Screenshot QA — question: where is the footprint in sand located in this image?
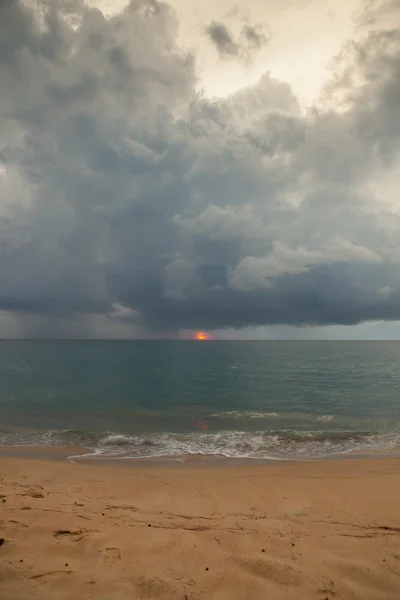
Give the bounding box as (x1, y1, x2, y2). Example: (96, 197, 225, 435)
(101, 547, 121, 566)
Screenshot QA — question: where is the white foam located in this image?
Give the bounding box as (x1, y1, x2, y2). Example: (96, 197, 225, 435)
(209, 411, 280, 419)
(65, 429, 400, 462)
(3, 426, 400, 463)
(316, 415, 335, 423)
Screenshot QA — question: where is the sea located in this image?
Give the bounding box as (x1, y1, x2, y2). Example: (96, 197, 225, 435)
(1, 340, 400, 462)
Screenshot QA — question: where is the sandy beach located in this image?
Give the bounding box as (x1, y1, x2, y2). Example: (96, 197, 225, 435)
(1, 455, 400, 599)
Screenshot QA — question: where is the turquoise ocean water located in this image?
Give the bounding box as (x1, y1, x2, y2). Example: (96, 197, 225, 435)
(1, 340, 400, 461)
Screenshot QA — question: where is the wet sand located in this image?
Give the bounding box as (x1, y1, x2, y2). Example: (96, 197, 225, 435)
(1, 454, 400, 599)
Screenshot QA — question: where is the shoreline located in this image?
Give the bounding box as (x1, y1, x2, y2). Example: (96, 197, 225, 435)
(1, 443, 400, 466)
(1, 454, 400, 599)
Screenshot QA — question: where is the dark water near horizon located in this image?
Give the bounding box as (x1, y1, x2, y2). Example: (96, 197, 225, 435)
(1, 340, 400, 461)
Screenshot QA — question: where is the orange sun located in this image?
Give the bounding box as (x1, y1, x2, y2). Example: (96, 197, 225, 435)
(195, 331, 209, 341)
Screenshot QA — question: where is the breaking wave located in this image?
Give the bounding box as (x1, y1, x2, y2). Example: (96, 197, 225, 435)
(88, 429, 400, 460)
(2, 422, 400, 462)
(2, 427, 399, 462)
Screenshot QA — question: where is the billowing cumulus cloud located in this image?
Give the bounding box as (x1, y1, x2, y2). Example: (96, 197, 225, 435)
(1, 0, 400, 336)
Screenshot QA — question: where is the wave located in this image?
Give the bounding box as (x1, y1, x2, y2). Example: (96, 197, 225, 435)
(93, 430, 400, 460)
(209, 411, 280, 419)
(2, 428, 400, 461)
(316, 415, 335, 423)
(0, 428, 100, 447)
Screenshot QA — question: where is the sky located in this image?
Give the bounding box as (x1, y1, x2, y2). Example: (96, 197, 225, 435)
(0, 0, 400, 339)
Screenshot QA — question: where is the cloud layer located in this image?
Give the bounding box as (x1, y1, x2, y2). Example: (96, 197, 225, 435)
(1, 0, 400, 335)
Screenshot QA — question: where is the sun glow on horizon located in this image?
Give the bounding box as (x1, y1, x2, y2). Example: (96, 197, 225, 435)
(194, 331, 210, 340)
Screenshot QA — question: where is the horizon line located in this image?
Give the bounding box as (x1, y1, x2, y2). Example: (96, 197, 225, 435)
(0, 338, 397, 342)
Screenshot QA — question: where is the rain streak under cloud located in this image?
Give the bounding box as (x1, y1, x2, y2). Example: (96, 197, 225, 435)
(1, 0, 400, 338)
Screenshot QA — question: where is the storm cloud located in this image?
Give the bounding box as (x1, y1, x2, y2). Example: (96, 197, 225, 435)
(1, 0, 400, 336)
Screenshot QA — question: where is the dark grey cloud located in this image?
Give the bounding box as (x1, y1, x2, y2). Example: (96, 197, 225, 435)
(205, 21, 239, 57)
(205, 20, 269, 61)
(1, 0, 400, 336)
